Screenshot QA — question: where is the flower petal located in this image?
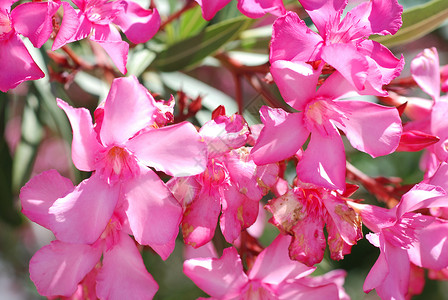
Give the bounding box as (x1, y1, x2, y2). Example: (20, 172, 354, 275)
(411, 48, 440, 101)
(251, 106, 308, 165)
(0, 34, 44, 92)
(20, 170, 74, 230)
(408, 217, 448, 270)
(123, 169, 182, 250)
(348, 0, 403, 36)
(127, 122, 207, 177)
(96, 233, 158, 300)
(182, 187, 221, 248)
(183, 247, 248, 298)
(29, 241, 102, 297)
(49, 173, 119, 244)
(270, 11, 323, 63)
(199, 114, 249, 158)
(321, 43, 369, 91)
(237, 0, 285, 18)
(297, 128, 346, 191)
(298, 0, 346, 37)
(57, 99, 103, 172)
(334, 100, 402, 158)
(195, 0, 231, 21)
(270, 60, 319, 111)
(249, 234, 315, 284)
(114, 2, 160, 44)
(11, 1, 59, 48)
(52, 2, 81, 50)
(100, 76, 157, 146)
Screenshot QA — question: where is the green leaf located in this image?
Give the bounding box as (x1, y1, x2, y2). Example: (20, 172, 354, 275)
(178, 5, 208, 40)
(12, 94, 44, 193)
(153, 16, 254, 72)
(372, 0, 448, 47)
(0, 94, 22, 226)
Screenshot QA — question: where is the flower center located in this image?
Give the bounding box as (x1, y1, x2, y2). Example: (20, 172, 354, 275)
(240, 281, 276, 300)
(383, 213, 430, 249)
(97, 146, 139, 184)
(85, 0, 124, 24)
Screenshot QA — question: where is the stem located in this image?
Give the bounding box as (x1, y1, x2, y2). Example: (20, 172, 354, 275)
(346, 162, 400, 208)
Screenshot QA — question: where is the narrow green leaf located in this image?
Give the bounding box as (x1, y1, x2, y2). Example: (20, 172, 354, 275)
(373, 0, 448, 47)
(153, 16, 254, 72)
(12, 94, 44, 193)
(0, 94, 22, 226)
(178, 5, 208, 40)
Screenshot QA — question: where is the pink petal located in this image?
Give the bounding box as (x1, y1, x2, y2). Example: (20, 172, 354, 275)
(348, 0, 403, 36)
(99, 76, 157, 146)
(0, 34, 44, 92)
(411, 48, 440, 101)
(321, 43, 369, 91)
(374, 239, 410, 300)
(96, 233, 158, 300)
(127, 122, 207, 176)
(183, 247, 248, 298)
(182, 187, 221, 248)
(323, 193, 362, 247)
(251, 106, 308, 165)
(408, 217, 448, 270)
(428, 162, 448, 191)
(92, 38, 129, 74)
(297, 269, 349, 300)
(114, 2, 160, 44)
(237, 0, 286, 18)
(363, 234, 388, 293)
(199, 114, 249, 158)
(249, 234, 315, 284)
(57, 99, 103, 172)
(123, 169, 182, 249)
(315, 71, 356, 100)
(358, 40, 405, 86)
(49, 173, 119, 244)
(220, 184, 259, 243)
(195, 0, 232, 21)
(334, 100, 402, 158)
(150, 239, 176, 261)
(11, 1, 59, 48)
(52, 2, 81, 50)
(20, 170, 74, 230)
(270, 11, 323, 63)
(298, 0, 347, 37)
(289, 215, 326, 266)
(270, 60, 319, 111)
(396, 130, 439, 152)
(167, 176, 202, 207)
(266, 190, 326, 266)
(224, 149, 262, 201)
(396, 183, 448, 217)
(184, 241, 218, 260)
(278, 282, 340, 300)
(297, 128, 346, 191)
(29, 241, 102, 297)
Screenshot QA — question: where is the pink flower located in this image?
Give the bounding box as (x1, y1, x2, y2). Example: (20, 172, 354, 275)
(21, 172, 158, 298)
(270, 0, 404, 95)
(168, 113, 278, 248)
(53, 0, 161, 73)
(195, 0, 285, 21)
(28, 76, 207, 252)
(0, 0, 59, 91)
(251, 62, 402, 190)
(266, 181, 362, 266)
(183, 234, 349, 299)
(350, 183, 448, 299)
(393, 48, 448, 176)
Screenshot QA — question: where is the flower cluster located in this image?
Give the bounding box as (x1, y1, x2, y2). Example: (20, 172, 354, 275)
(13, 0, 448, 299)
